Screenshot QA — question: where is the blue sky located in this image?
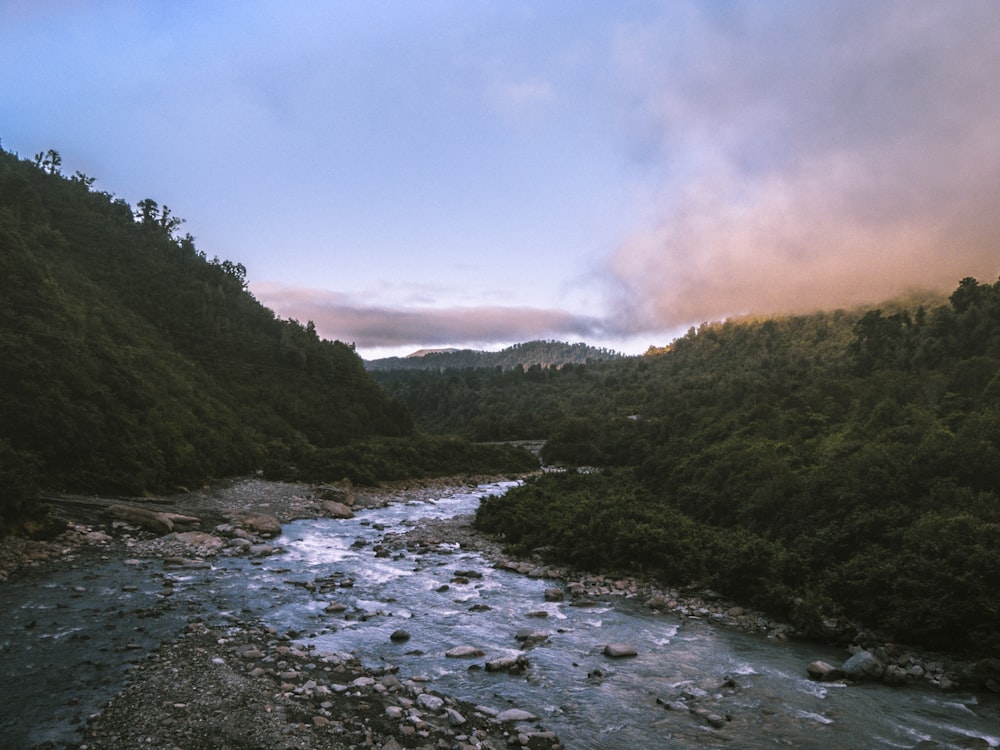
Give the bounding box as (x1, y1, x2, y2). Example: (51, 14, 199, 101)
(3, 1, 999, 358)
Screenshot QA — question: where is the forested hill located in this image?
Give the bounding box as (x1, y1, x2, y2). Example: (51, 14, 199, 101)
(366, 340, 622, 372)
(471, 281, 1000, 654)
(0, 146, 536, 527)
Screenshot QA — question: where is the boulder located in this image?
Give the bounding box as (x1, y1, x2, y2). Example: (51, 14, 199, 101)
(603, 643, 638, 658)
(445, 645, 485, 658)
(515, 629, 550, 646)
(389, 629, 411, 642)
(236, 513, 282, 538)
(841, 650, 884, 681)
(315, 482, 356, 507)
(416, 693, 444, 711)
(321, 500, 354, 519)
(485, 655, 530, 673)
(807, 660, 844, 682)
(496, 708, 537, 722)
(543, 587, 565, 602)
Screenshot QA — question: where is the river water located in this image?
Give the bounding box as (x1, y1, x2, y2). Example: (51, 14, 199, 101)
(1, 480, 998, 748)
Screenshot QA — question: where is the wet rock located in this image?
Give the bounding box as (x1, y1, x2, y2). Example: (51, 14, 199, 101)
(390, 629, 411, 642)
(485, 655, 530, 674)
(842, 650, 884, 681)
(235, 513, 282, 538)
(446, 646, 485, 658)
(603, 643, 638, 658)
(515, 629, 550, 647)
(543, 587, 564, 602)
(807, 660, 844, 681)
(321, 500, 354, 519)
(495, 708, 537, 722)
(417, 693, 444, 711)
(169, 531, 225, 553)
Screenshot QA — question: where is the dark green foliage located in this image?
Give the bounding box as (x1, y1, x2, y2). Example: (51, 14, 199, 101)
(475, 282, 1000, 654)
(0, 145, 533, 525)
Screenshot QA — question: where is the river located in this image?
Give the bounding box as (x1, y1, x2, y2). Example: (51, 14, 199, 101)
(1, 479, 998, 748)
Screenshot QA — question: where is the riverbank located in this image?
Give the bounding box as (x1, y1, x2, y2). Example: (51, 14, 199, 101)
(3, 475, 998, 749)
(4, 475, 563, 750)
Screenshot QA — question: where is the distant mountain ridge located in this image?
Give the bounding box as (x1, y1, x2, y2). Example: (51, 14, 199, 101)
(366, 340, 623, 372)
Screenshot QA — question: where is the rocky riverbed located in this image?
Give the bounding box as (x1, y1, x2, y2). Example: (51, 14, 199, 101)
(3, 475, 999, 749)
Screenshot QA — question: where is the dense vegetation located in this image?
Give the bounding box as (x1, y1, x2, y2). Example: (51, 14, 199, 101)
(367, 340, 621, 373)
(0, 146, 536, 528)
(473, 282, 1000, 655)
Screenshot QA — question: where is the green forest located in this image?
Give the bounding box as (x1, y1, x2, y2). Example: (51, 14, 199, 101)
(378, 284, 1000, 655)
(0, 146, 536, 528)
(4, 143, 999, 657)
(367, 340, 622, 373)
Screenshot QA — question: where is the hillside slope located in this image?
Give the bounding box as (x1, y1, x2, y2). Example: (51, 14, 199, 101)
(476, 282, 1000, 654)
(0, 147, 419, 519)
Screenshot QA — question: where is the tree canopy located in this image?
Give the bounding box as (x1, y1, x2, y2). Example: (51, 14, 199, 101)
(0, 145, 535, 526)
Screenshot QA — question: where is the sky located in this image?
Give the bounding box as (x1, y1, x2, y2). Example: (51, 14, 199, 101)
(3, 0, 1000, 359)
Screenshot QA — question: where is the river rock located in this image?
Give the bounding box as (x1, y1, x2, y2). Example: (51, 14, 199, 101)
(882, 664, 909, 686)
(543, 587, 564, 602)
(515, 629, 550, 646)
(445, 645, 485, 658)
(603, 643, 638, 658)
(496, 708, 537, 722)
(485, 655, 530, 673)
(235, 513, 281, 538)
(807, 660, 844, 681)
(416, 693, 444, 711)
(842, 650, 884, 680)
(389, 629, 411, 642)
(321, 500, 354, 519)
(169, 531, 225, 552)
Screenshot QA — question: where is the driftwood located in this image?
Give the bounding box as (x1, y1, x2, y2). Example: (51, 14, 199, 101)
(40, 493, 218, 535)
(106, 505, 175, 534)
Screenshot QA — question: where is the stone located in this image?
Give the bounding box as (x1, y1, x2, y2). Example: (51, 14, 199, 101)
(390, 629, 411, 642)
(321, 500, 354, 519)
(603, 643, 638, 658)
(445, 646, 485, 658)
(485, 655, 530, 673)
(495, 708, 537, 722)
(236, 513, 282, 538)
(170, 531, 225, 551)
(515, 629, 550, 645)
(841, 650, 884, 681)
(807, 660, 844, 681)
(543, 588, 564, 602)
(705, 713, 727, 728)
(882, 664, 909, 686)
(444, 707, 466, 726)
(417, 693, 444, 711)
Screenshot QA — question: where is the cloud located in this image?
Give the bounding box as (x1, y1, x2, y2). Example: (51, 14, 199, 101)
(251, 282, 606, 352)
(604, 1, 1000, 331)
